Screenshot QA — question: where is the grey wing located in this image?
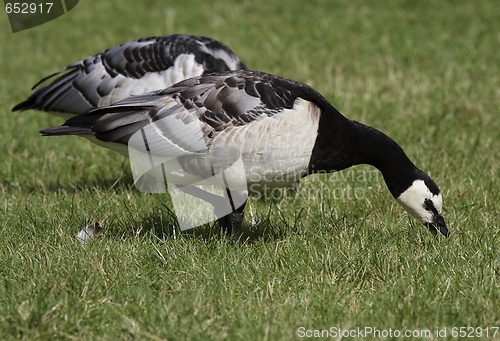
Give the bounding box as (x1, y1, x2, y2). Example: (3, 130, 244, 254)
(12, 34, 247, 116)
(171, 70, 308, 131)
(40, 70, 309, 143)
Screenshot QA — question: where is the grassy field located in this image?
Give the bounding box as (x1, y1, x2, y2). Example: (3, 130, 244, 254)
(1, 0, 499, 339)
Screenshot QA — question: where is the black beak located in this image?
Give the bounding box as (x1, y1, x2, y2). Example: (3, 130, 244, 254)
(425, 214, 449, 237)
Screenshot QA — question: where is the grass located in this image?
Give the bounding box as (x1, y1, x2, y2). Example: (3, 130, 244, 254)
(1, 0, 499, 339)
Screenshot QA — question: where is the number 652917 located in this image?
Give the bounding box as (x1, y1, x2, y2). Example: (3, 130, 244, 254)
(5, 2, 53, 14)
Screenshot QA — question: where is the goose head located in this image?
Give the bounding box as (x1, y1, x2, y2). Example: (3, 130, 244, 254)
(395, 179, 448, 237)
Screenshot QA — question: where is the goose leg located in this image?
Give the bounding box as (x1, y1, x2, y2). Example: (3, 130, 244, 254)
(175, 185, 247, 240)
(229, 203, 246, 243)
(225, 189, 248, 242)
(217, 214, 232, 236)
(216, 188, 247, 241)
(216, 198, 246, 242)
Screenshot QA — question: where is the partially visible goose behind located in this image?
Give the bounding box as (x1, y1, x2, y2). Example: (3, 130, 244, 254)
(40, 70, 449, 241)
(12, 34, 299, 202)
(12, 34, 247, 119)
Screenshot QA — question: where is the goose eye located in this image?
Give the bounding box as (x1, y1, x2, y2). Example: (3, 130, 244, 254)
(424, 198, 434, 210)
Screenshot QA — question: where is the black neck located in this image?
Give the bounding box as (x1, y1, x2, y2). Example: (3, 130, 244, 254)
(308, 108, 420, 198)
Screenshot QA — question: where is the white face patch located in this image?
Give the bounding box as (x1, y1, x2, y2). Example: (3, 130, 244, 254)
(396, 179, 442, 224)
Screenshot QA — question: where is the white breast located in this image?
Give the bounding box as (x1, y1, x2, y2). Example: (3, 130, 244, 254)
(211, 98, 321, 191)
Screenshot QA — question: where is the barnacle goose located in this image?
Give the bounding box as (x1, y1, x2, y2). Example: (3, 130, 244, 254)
(12, 34, 247, 119)
(39, 70, 448, 241)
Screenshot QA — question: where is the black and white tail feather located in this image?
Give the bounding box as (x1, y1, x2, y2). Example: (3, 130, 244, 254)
(40, 70, 449, 240)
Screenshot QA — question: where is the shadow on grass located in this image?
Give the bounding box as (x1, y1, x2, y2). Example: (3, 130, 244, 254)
(94, 201, 297, 245)
(17, 171, 366, 245)
(75, 191, 370, 246)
